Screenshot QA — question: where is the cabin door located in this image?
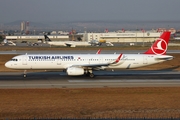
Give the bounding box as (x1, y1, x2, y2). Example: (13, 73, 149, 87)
(57, 59, 61, 65)
(99, 57, 103, 63)
(22, 55, 27, 65)
(143, 56, 148, 64)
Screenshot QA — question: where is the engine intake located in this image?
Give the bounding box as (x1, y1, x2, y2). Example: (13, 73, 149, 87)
(66, 67, 84, 76)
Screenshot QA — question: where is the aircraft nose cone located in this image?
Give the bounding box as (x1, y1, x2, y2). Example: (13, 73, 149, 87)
(5, 62, 11, 68)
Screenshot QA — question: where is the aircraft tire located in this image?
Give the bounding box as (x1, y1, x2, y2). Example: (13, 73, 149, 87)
(89, 73, 95, 78)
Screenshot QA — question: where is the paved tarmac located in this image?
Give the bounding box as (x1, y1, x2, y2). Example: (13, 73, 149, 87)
(0, 70, 180, 88)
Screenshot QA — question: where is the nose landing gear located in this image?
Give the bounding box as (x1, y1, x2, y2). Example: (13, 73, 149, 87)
(23, 70, 27, 78)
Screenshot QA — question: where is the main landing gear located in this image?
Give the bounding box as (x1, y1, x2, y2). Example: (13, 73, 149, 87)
(85, 70, 95, 78)
(89, 73, 95, 78)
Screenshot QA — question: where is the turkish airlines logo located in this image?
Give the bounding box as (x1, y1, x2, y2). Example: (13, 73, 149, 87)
(151, 38, 167, 55)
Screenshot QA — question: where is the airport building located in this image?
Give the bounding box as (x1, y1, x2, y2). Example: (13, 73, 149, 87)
(5, 31, 162, 43)
(84, 31, 161, 43)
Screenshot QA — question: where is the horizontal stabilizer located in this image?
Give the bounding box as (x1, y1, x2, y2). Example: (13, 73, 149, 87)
(155, 55, 173, 61)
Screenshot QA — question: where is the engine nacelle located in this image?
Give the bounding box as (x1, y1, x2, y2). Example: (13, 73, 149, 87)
(66, 67, 84, 76)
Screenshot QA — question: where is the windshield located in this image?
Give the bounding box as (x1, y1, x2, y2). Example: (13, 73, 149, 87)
(10, 58, 18, 61)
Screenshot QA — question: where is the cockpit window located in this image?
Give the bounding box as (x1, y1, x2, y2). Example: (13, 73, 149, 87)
(10, 59, 18, 61)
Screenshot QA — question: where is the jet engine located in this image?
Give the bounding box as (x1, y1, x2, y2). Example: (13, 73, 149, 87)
(66, 67, 84, 76)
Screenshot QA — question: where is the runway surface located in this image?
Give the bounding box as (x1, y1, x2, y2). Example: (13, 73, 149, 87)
(0, 70, 180, 88)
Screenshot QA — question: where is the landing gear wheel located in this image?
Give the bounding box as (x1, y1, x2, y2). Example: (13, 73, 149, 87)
(89, 73, 95, 78)
(23, 74, 27, 78)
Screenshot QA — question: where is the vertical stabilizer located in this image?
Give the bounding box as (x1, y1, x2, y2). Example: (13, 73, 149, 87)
(144, 32, 171, 55)
(44, 35, 51, 41)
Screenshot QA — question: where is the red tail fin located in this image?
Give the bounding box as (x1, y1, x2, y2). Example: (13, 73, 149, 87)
(144, 32, 171, 55)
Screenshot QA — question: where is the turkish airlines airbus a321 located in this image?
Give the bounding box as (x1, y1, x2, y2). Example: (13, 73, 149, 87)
(5, 32, 173, 78)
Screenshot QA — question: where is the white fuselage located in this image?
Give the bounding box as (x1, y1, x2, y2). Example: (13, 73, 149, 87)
(5, 54, 173, 70)
(47, 41, 91, 47)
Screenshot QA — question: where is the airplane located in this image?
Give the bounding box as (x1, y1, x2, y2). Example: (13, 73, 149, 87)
(5, 32, 173, 78)
(44, 35, 92, 47)
(1, 39, 16, 46)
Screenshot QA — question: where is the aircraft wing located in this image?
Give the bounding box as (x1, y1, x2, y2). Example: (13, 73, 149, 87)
(71, 54, 123, 68)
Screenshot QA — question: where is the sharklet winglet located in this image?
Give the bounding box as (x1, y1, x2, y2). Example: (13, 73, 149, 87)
(115, 53, 123, 63)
